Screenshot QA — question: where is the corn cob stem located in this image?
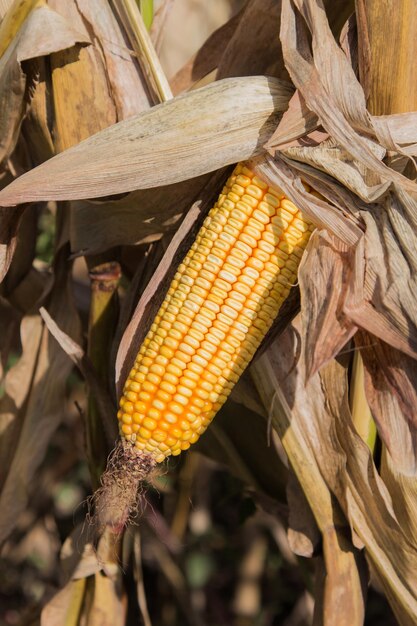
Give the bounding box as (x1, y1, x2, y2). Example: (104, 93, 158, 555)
(117, 163, 314, 463)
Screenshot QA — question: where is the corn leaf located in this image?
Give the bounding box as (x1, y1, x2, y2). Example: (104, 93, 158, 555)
(0, 76, 293, 205)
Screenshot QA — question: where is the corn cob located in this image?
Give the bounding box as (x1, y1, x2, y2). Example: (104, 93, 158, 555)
(117, 163, 314, 462)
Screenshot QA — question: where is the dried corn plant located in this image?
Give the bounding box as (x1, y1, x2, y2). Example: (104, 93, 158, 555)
(0, 0, 416, 624)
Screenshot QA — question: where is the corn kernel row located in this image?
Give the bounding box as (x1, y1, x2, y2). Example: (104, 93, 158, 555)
(117, 163, 314, 462)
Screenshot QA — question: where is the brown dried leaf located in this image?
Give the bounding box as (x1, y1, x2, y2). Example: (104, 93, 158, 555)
(381, 450, 417, 549)
(299, 230, 357, 378)
(0, 76, 293, 205)
(69, 173, 211, 254)
(2, 200, 37, 294)
(22, 57, 55, 164)
(0, 205, 25, 282)
(265, 90, 320, 151)
(283, 136, 391, 203)
(358, 332, 417, 441)
(217, 0, 289, 82)
(0, 250, 81, 547)
(0, 1, 90, 164)
(49, 0, 115, 152)
(346, 195, 417, 360)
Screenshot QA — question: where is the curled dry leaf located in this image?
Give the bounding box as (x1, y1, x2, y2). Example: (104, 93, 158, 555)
(76, 0, 151, 118)
(273, 0, 417, 195)
(0, 76, 293, 204)
(298, 229, 358, 378)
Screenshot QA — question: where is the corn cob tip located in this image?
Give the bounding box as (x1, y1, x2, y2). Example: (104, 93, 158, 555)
(94, 440, 156, 535)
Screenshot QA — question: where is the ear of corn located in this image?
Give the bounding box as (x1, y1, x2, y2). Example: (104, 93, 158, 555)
(117, 163, 314, 462)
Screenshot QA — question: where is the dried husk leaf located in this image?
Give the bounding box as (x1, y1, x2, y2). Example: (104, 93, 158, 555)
(283, 136, 391, 203)
(48, 0, 116, 153)
(251, 323, 366, 626)
(252, 317, 417, 625)
(0, 0, 43, 56)
(298, 229, 358, 378)
(270, 0, 417, 196)
(217, 0, 289, 82)
(355, 197, 417, 359)
(358, 332, 417, 445)
(381, 449, 417, 547)
(22, 57, 55, 164)
(0, 76, 293, 204)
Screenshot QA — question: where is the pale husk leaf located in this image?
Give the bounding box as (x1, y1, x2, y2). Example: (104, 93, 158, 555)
(0, 76, 293, 204)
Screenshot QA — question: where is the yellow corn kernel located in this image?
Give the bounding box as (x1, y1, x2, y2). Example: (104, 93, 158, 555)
(119, 163, 314, 462)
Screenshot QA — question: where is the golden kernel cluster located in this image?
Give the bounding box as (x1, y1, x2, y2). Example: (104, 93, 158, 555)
(117, 163, 314, 462)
